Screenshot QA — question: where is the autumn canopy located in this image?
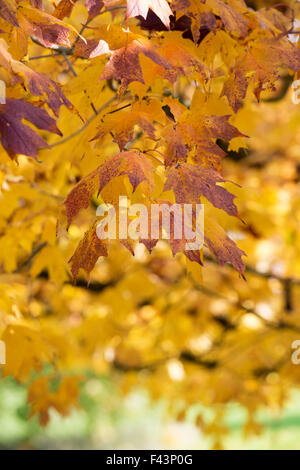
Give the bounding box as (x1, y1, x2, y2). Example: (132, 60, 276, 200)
(0, 0, 300, 446)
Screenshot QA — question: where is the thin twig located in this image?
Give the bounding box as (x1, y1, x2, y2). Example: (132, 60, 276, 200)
(14, 242, 47, 273)
(28, 52, 61, 61)
(62, 51, 77, 77)
(205, 254, 300, 286)
(76, 6, 126, 42)
(47, 96, 117, 148)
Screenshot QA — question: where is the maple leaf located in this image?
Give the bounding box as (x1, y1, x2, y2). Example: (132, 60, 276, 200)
(222, 37, 300, 110)
(0, 0, 19, 26)
(171, 114, 243, 167)
(171, 0, 217, 42)
(127, 0, 173, 29)
(92, 100, 159, 149)
(248, 38, 300, 101)
(220, 62, 249, 113)
(158, 34, 207, 78)
(99, 38, 174, 92)
(85, 0, 104, 19)
(69, 198, 203, 280)
(13, 62, 73, 115)
(205, 216, 245, 277)
(53, 0, 79, 20)
(0, 40, 73, 115)
(18, 5, 80, 48)
(0, 99, 62, 160)
(64, 151, 155, 227)
(69, 222, 108, 281)
(2, 325, 54, 381)
(74, 38, 110, 58)
(256, 7, 292, 35)
(28, 376, 82, 425)
(161, 124, 189, 164)
(207, 0, 248, 38)
(138, 200, 203, 264)
(2, 0, 300, 429)
(164, 163, 239, 217)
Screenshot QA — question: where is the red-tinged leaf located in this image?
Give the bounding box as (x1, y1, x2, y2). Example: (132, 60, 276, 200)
(24, 22, 71, 49)
(205, 216, 246, 277)
(248, 38, 300, 101)
(176, 114, 243, 167)
(11, 62, 72, 116)
(0, 0, 19, 27)
(74, 38, 110, 58)
(19, 6, 75, 48)
(64, 151, 155, 227)
(0, 39, 72, 115)
(65, 167, 100, 229)
(203, 115, 244, 141)
(221, 64, 249, 113)
(69, 223, 108, 281)
(0, 98, 62, 160)
(157, 200, 203, 264)
(127, 0, 173, 28)
(164, 163, 239, 218)
(161, 124, 189, 164)
(30, 0, 43, 8)
(125, 199, 203, 264)
(99, 39, 174, 93)
(222, 38, 300, 109)
(85, 0, 104, 19)
(159, 38, 207, 77)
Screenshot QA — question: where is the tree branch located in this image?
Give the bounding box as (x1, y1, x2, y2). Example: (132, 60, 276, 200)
(47, 96, 117, 148)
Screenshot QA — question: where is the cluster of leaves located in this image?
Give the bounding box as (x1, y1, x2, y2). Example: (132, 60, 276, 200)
(1, 0, 300, 446)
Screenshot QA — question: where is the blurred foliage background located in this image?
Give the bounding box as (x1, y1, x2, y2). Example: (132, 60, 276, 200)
(2, 370, 300, 450)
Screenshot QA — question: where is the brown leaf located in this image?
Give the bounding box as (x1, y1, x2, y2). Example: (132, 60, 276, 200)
(223, 37, 300, 109)
(74, 38, 110, 58)
(139, 200, 203, 263)
(164, 163, 239, 218)
(178, 114, 243, 167)
(69, 222, 108, 281)
(205, 216, 245, 277)
(221, 63, 249, 113)
(64, 151, 155, 227)
(161, 124, 189, 164)
(99, 38, 175, 92)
